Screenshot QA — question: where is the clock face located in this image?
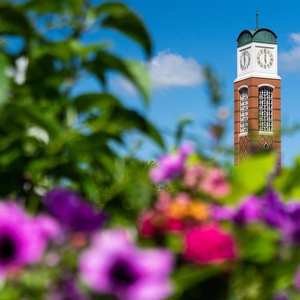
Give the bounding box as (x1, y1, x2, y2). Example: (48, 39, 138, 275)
(257, 48, 273, 69)
(240, 50, 251, 71)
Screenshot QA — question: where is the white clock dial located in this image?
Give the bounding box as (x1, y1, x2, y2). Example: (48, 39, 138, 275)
(240, 50, 251, 71)
(257, 48, 273, 69)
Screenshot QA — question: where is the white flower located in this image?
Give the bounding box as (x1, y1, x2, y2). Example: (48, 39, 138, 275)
(27, 126, 49, 144)
(6, 56, 28, 85)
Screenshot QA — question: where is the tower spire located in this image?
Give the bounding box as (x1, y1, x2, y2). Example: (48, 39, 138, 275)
(256, 8, 259, 30)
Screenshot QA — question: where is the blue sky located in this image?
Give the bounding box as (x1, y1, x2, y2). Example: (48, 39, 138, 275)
(83, 0, 300, 166)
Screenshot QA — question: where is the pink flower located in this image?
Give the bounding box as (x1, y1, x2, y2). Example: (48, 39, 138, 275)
(0, 202, 49, 277)
(200, 168, 231, 198)
(211, 204, 235, 221)
(183, 165, 205, 190)
(154, 191, 172, 212)
(35, 214, 61, 241)
(184, 224, 237, 264)
(80, 230, 173, 300)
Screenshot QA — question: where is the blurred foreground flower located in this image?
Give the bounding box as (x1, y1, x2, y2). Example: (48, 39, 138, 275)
(45, 188, 107, 233)
(200, 168, 231, 199)
(5, 56, 28, 85)
(214, 188, 286, 226)
(46, 278, 89, 300)
(139, 191, 209, 238)
(80, 230, 173, 300)
(150, 144, 194, 183)
(184, 223, 237, 264)
(0, 202, 48, 277)
(273, 295, 288, 300)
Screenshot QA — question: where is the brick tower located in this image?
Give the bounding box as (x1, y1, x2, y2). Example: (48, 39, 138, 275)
(234, 18, 281, 164)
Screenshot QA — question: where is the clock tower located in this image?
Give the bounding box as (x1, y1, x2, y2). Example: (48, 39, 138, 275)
(234, 19, 281, 164)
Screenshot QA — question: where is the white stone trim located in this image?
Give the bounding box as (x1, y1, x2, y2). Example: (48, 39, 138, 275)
(238, 85, 248, 91)
(258, 83, 275, 89)
(259, 131, 273, 135)
(239, 132, 248, 137)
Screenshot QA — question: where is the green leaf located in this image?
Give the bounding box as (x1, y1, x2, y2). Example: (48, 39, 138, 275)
(87, 106, 164, 148)
(165, 234, 182, 253)
(203, 66, 222, 105)
(0, 4, 33, 36)
(237, 224, 279, 263)
(87, 51, 151, 104)
(22, 0, 83, 15)
(72, 93, 121, 113)
(171, 265, 223, 299)
(0, 53, 9, 107)
(21, 0, 65, 13)
(223, 153, 276, 204)
(175, 116, 193, 146)
(274, 156, 300, 200)
(96, 2, 152, 56)
(122, 60, 151, 103)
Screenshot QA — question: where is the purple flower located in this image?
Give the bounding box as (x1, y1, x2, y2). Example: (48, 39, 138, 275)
(80, 230, 173, 300)
(150, 144, 194, 183)
(0, 202, 47, 277)
(232, 189, 286, 228)
(211, 204, 235, 221)
(35, 214, 61, 241)
(46, 278, 89, 300)
(233, 196, 261, 224)
(45, 189, 107, 233)
(261, 188, 286, 228)
(281, 201, 300, 244)
(273, 295, 288, 300)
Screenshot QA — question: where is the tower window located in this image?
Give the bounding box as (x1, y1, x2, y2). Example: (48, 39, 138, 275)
(259, 86, 272, 132)
(240, 88, 248, 133)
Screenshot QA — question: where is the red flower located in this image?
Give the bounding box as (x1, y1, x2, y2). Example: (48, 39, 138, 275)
(183, 224, 236, 264)
(139, 211, 185, 237)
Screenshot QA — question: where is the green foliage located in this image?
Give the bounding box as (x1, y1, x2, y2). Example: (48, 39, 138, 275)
(0, 0, 161, 201)
(275, 156, 300, 200)
(93, 158, 155, 224)
(224, 153, 277, 204)
(203, 66, 222, 105)
(2, 1, 300, 300)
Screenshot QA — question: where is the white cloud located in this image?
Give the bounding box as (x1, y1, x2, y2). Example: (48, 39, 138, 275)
(110, 50, 203, 95)
(148, 50, 203, 89)
(279, 33, 300, 71)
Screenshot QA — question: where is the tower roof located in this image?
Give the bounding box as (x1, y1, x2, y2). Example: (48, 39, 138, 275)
(237, 28, 277, 47)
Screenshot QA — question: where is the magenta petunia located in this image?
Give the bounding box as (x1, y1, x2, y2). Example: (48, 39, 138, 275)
(211, 204, 235, 221)
(184, 224, 237, 264)
(45, 188, 107, 233)
(79, 230, 173, 300)
(150, 144, 194, 183)
(0, 202, 47, 277)
(35, 214, 61, 241)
